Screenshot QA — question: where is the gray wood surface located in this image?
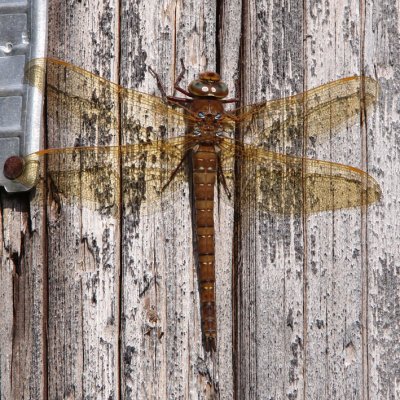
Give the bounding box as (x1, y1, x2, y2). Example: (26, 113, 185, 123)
(0, 0, 398, 399)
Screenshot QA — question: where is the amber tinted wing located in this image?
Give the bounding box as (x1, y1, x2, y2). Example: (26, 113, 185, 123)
(15, 137, 196, 215)
(236, 76, 378, 146)
(25, 57, 197, 143)
(218, 137, 381, 215)
(22, 58, 200, 212)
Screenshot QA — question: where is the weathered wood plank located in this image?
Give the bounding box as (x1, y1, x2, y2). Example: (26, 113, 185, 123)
(212, 1, 242, 397)
(233, 0, 386, 399)
(237, 1, 306, 398)
(1, 0, 399, 398)
(0, 191, 46, 399)
(365, 0, 400, 399)
(118, 1, 231, 398)
(46, 1, 120, 398)
(304, 1, 367, 398)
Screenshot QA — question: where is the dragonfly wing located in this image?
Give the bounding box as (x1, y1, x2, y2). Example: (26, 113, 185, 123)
(24, 58, 196, 144)
(218, 138, 381, 215)
(236, 76, 378, 146)
(17, 137, 192, 216)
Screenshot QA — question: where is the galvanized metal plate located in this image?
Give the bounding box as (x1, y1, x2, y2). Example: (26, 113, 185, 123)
(0, 0, 47, 192)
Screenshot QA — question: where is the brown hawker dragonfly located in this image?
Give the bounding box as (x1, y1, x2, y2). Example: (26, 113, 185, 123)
(12, 58, 381, 352)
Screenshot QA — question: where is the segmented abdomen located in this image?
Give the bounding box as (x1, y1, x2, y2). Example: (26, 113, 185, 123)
(192, 144, 217, 351)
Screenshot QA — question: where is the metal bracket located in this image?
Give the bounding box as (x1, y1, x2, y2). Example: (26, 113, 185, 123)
(0, 0, 47, 192)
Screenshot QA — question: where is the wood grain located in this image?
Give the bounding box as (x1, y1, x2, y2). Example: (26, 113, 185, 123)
(0, 190, 46, 399)
(0, 0, 397, 399)
(304, 2, 366, 399)
(235, 1, 307, 398)
(365, 0, 400, 399)
(45, 1, 120, 398)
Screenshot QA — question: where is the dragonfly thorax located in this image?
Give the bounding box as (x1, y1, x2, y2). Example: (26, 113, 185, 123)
(190, 98, 225, 136)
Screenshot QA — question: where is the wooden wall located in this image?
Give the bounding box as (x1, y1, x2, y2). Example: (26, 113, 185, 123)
(0, 0, 397, 399)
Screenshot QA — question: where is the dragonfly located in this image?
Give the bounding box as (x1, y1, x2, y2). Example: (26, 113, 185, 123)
(10, 58, 381, 352)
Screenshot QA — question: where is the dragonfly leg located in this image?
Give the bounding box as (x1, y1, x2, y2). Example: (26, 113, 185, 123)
(162, 149, 191, 192)
(148, 66, 169, 101)
(215, 146, 231, 200)
(221, 79, 241, 106)
(222, 97, 240, 104)
(149, 66, 194, 116)
(174, 59, 192, 97)
(165, 96, 197, 118)
(223, 111, 240, 122)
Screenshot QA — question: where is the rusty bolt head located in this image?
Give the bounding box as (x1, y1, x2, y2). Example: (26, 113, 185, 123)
(3, 156, 24, 180)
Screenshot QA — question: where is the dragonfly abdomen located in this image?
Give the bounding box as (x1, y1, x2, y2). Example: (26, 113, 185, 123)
(192, 144, 217, 351)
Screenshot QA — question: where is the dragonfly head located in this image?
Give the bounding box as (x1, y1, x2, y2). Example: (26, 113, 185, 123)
(188, 71, 229, 99)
